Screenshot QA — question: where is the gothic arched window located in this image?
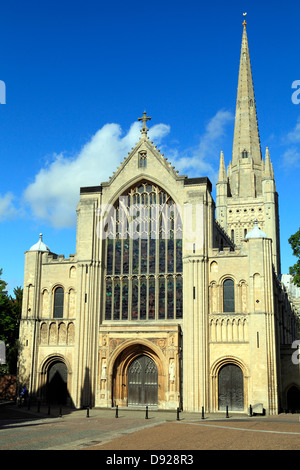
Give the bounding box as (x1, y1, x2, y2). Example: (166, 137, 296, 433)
(139, 151, 147, 168)
(104, 181, 183, 321)
(223, 279, 235, 313)
(53, 287, 64, 318)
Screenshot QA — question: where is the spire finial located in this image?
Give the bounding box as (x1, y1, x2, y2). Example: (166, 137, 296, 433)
(138, 111, 151, 137)
(218, 150, 227, 182)
(242, 12, 247, 28)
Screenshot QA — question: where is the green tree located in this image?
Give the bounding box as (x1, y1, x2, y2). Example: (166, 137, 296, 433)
(289, 228, 300, 287)
(0, 269, 22, 374)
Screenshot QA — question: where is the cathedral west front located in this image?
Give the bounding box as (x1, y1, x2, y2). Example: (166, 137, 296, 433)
(18, 21, 300, 415)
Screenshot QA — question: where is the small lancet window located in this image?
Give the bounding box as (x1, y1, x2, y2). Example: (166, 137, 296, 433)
(242, 149, 248, 159)
(139, 151, 147, 168)
(53, 287, 64, 318)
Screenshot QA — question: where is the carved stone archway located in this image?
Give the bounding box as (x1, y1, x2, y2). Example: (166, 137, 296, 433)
(111, 342, 165, 408)
(211, 356, 249, 412)
(38, 354, 72, 405)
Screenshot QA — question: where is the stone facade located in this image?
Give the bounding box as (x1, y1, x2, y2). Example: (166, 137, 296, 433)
(18, 22, 300, 414)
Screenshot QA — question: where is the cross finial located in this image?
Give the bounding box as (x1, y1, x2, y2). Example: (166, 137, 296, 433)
(138, 111, 151, 137)
(242, 12, 247, 28)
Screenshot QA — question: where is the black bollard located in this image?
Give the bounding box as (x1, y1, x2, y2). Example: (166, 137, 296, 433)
(59, 407, 62, 417)
(115, 405, 118, 418)
(201, 406, 205, 419)
(249, 404, 252, 416)
(226, 405, 229, 418)
(145, 405, 149, 419)
(177, 407, 180, 421)
(86, 406, 90, 418)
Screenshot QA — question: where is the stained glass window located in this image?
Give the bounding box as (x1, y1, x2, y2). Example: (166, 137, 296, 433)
(148, 277, 155, 319)
(141, 239, 148, 274)
(176, 240, 182, 272)
(105, 279, 112, 320)
(149, 238, 156, 274)
(167, 239, 174, 273)
(114, 280, 120, 320)
(132, 278, 138, 319)
(140, 277, 147, 320)
(104, 181, 183, 320)
(159, 277, 165, 319)
(167, 276, 174, 319)
(132, 239, 139, 274)
(159, 239, 165, 273)
(107, 239, 113, 275)
(115, 238, 121, 275)
(176, 276, 183, 319)
(122, 279, 128, 320)
(123, 239, 129, 274)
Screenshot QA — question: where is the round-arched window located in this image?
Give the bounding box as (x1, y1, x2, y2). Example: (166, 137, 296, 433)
(223, 279, 235, 313)
(53, 287, 64, 318)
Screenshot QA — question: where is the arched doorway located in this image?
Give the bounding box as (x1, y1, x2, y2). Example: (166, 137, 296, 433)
(47, 361, 68, 405)
(128, 355, 158, 406)
(287, 386, 300, 412)
(218, 364, 244, 411)
(111, 342, 164, 408)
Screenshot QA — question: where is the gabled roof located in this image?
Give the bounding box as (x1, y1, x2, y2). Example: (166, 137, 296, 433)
(102, 113, 185, 187)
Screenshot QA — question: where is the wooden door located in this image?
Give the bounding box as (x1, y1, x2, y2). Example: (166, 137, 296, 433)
(218, 364, 244, 411)
(128, 355, 158, 406)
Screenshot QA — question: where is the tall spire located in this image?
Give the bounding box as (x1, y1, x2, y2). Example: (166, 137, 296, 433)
(232, 17, 262, 167)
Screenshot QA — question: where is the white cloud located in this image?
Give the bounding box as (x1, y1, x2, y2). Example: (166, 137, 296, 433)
(0, 192, 17, 221)
(171, 109, 234, 181)
(286, 117, 300, 143)
(23, 110, 233, 229)
(282, 146, 300, 167)
(23, 121, 171, 228)
(281, 117, 300, 167)
(148, 123, 170, 143)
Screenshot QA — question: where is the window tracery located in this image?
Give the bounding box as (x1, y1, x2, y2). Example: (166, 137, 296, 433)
(104, 181, 183, 320)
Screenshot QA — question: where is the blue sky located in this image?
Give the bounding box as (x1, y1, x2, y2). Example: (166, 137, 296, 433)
(1, 0, 300, 293)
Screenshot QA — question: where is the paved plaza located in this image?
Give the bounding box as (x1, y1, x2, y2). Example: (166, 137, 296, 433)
(1, 402, 300, 451)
